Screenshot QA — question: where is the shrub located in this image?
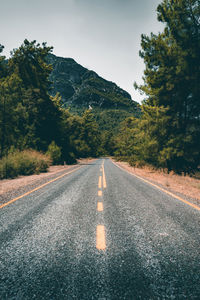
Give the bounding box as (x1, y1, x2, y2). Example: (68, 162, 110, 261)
(47, 141, 62, 165)
(0, 150, 51, 179)
(128, 156, 146, 168)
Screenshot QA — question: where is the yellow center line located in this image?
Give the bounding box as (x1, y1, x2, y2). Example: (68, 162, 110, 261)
(98, 176, 102, 189)
(98, 190, 102, 196)
(96, 225, 106, 250)
(112, 160, 200, 212)
(102, 165, 107, 189)
(97, 202, 103, 212)
(0, 166, 82, 209)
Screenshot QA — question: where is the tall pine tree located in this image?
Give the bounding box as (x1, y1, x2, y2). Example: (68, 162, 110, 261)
(7, 40, 62, 151)
(135, 0, 200, 173)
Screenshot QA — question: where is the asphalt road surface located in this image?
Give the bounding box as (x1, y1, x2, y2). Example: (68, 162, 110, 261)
(0, 158, 199, 299)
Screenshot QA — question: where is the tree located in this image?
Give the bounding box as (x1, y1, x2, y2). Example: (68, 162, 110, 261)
(115, 106, 170, 168)
(0, 74, 24, 156)
(47, 141, 61, 165)
(114, 117, 138, 159)
(99, 130, 115, 156)
(7, 40, 62, 151)
(80, 110, 101, 157)
(9, 39, 53, 93)
(0, 45, 11, 157)
(0, 44, 7, 78)
(135, 0, 200, 173)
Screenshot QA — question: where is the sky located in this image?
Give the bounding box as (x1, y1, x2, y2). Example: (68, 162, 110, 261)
(0, 0, 164, 103)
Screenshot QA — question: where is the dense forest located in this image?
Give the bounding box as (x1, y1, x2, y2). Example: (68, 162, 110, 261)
(0, 0, 199, 178)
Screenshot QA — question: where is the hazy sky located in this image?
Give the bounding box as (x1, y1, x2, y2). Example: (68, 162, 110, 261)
(0, 0, 164, 103)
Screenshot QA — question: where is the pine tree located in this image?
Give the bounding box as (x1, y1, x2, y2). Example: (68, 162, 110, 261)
(8, 40, 61, 151)
(80, 110, 101, 157)
(135, 0, 200, 173)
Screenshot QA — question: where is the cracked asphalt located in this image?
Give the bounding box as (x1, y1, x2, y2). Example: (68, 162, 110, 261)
(0, 158, 199, 299)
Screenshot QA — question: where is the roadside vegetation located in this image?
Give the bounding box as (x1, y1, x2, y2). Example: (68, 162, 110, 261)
(0, 150, 50, 179)
(0, 0, 199, 179)
(114, 0, 200, 175)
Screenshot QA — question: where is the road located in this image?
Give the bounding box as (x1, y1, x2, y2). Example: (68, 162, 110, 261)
(0, 158, 199, 299)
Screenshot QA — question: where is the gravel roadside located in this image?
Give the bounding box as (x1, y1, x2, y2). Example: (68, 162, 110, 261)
(113, 159, 200, 208)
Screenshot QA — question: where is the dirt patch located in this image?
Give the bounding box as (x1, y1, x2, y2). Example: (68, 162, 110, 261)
(113, 159, 200, 207)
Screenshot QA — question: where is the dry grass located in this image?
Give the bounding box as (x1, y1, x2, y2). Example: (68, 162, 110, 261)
(0, 150, 51, 179)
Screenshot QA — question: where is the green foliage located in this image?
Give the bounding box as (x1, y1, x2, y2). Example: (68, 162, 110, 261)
(131, 0, 200, 173)
(9, 39, 53, 92)
(47, 141, 62, 165)
(0, 150, 50, 179)
(94, 109, 137, 132)
(99, 130, 116, 156)
(78, 110, 101, 157)
(114, 117, 138, 159)
(0, 44, 7, 78)
(0, 40, 63, 157)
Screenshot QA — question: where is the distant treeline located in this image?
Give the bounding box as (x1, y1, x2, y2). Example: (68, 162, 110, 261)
(0, 0, 199, 177)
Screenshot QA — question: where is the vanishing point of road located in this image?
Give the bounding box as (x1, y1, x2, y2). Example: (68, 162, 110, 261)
(0, 158, 199, 299)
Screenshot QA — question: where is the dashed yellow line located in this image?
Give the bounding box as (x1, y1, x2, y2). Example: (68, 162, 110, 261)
(0, 166, 82, 209)
(96, 225, 106, 250)
(102, 165, 107, 189)
(96, 160, 107, 250)
(98, 176, 102, 189)
(112, 160, 200, 212)
(98, 190, 102, 196)
(97, 202, 103, 212)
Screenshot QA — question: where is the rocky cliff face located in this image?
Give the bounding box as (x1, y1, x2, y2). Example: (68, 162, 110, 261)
(48, 54, 138, 112)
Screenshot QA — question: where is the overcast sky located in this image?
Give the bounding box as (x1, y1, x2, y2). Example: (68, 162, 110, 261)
(0, 0, 164, 103)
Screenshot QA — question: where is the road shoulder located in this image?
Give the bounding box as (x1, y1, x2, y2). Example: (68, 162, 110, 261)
(0, 159, 95, 206)
(112, 159, 200, 208)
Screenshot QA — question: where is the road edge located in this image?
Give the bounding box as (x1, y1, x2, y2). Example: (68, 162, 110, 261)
(111, 159, 200, 211)
(0, 166, 82, 209)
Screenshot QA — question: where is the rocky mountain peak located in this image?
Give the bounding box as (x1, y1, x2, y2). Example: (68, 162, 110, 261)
(48, 54, 138, 112)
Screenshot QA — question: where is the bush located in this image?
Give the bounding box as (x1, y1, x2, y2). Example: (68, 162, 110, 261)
(0, 150, 51, 179)
(47, 141, 62, 165)
(128, 156, 146, 168)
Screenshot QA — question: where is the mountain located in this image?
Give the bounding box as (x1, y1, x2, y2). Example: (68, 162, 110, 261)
(47, 54, 140, 132)
(48, 54, 139, 112)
